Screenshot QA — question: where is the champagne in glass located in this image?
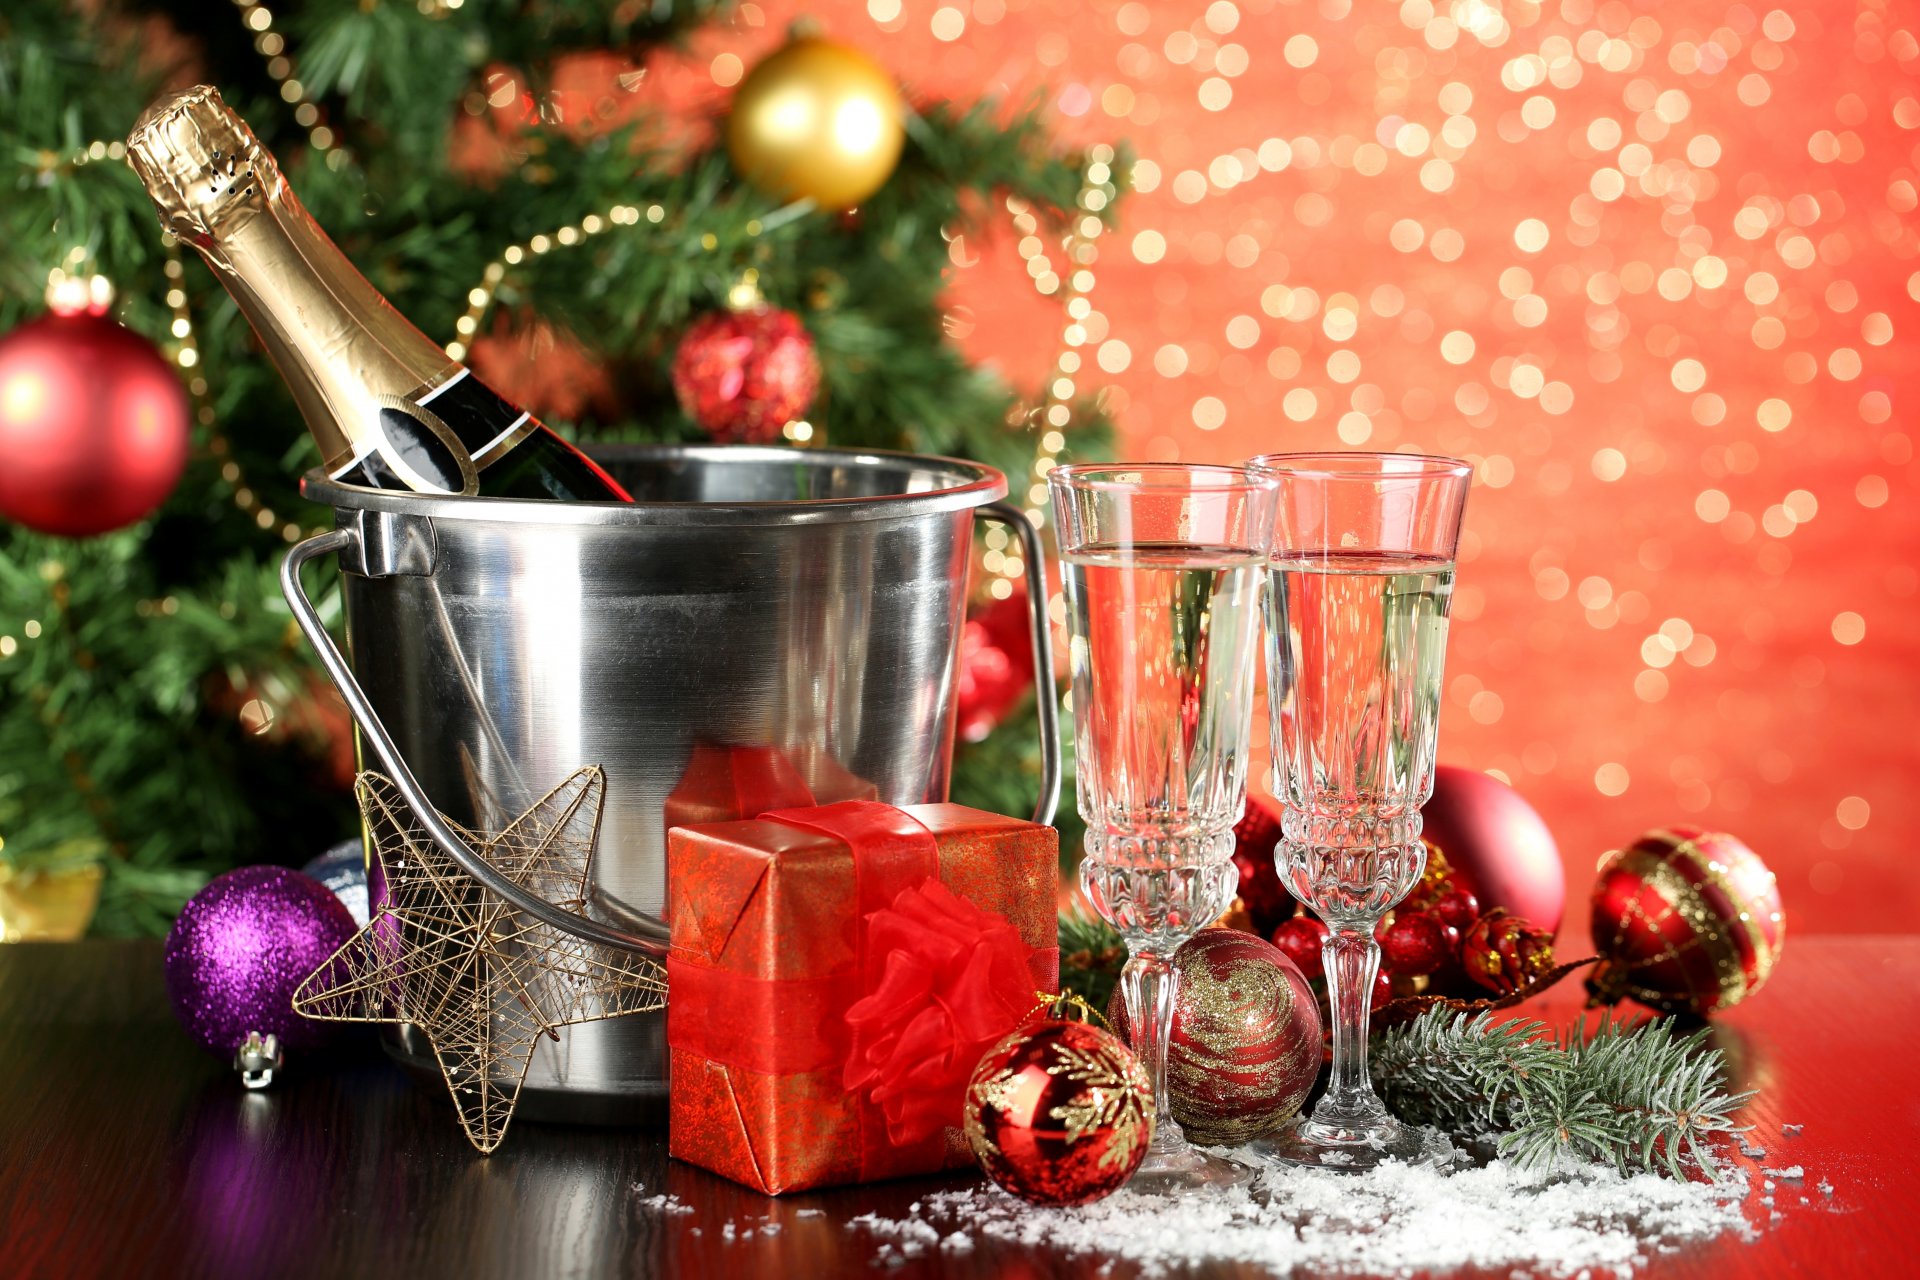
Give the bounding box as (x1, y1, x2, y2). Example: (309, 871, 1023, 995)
(1051, 465, 1278, 1193)
(1066, 544, 1265, 952)
(1266, 553, 1455, 865)
(1247, 453, 1471, 1172)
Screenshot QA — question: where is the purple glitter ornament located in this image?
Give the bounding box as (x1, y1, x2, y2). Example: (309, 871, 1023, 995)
(164, 866, 358, 1062)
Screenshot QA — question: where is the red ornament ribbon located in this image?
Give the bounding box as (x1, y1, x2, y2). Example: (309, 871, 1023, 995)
(667, 800, 1050, 1171)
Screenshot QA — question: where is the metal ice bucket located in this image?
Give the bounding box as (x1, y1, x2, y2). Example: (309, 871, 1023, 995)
(280, 444, 1058, 1122)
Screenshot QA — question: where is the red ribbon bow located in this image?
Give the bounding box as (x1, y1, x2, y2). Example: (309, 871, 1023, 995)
(842, 878, 1038, 1147)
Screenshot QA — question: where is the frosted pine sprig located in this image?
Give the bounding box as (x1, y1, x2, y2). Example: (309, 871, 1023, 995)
(1371, 1009, 1754, 1178)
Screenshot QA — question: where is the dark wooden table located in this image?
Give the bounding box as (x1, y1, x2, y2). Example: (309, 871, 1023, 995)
(0, 938, 1912, 1279)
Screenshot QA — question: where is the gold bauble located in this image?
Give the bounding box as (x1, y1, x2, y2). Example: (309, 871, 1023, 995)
(0, 863, 104, 942)
(726, 37, 905, 210)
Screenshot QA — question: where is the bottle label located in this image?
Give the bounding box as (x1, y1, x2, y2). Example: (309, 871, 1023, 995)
(328, 369, 536, 494)
(417, 369, 538, 467)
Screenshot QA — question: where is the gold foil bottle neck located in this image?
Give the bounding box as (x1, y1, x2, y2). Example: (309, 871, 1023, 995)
(126, 85, 279, 242)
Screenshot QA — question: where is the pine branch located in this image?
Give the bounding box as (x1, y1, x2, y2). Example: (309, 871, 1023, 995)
(1056, 909, 1126, 1013)
(1368, 1009, 1562, 1134)
(1551, 1013, 1753, 1178)
(1371, 1009, 1754, 1179)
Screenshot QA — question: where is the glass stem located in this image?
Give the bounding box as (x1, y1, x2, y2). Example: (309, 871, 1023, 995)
(1120, 948, 1183, 1152)
(1321, 926, 1380, 1112)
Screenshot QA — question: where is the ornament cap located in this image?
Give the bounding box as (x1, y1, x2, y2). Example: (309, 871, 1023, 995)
(1028, 989, 1110, 1029)
(233, 1030, 283, 1090)
(126, 85, 278, 242)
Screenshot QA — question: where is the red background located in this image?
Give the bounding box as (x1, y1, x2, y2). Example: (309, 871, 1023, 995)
(644, 0, 1919, 935)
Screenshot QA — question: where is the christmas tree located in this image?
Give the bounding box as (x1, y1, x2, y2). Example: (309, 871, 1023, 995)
(0, 0, 1114, 936)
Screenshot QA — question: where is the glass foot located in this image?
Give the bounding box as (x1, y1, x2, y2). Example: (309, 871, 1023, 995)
(1247, 1111, 1443, 1173)
(1127, 1139, 1255, 1194)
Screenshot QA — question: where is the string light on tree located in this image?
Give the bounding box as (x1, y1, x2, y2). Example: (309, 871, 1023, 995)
(443, 204, 647, 363)
(64, 138, 128, 171)
(229, 0, 343, 164)
(991, 151, 1115, 613)
(1028, 149, 1117, 519)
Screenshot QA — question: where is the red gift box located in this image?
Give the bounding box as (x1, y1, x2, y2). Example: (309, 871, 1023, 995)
(667, 801, 1059, 1194)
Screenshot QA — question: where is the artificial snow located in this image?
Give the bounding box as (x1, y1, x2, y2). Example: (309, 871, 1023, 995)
(845, 1149, 1759, 1278)
(631, 1189, 695, 1217)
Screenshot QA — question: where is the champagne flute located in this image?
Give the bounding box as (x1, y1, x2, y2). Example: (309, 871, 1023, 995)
(1050, 463, 1278, 1192)
(1245, 452, 1471, 1171)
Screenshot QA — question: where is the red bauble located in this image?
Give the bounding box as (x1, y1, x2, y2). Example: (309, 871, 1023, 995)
(1106, 929, 1322, 1147)
(1461, 909, 1557, 995)
(1269, 914, 1328, 980)
(955, 587, 1035, 741)
(1587, 826, 1784, 1016)
(972, 584, 1036, 683)
(670, 306, 820, 443)
(1231, 795, 1293, 934)
(955, 620, 1020, 741)
(1432, 884, 1481, 932)
(1378, 911, 1459, 977)
(0, 310, 189, 537)
(1421, 765, 1566, 934)
(963, 1018, 1151, 1206)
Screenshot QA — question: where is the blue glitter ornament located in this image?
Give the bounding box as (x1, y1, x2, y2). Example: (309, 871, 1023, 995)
(300, 839, 370, 926)
(163, 866, 357, 1067)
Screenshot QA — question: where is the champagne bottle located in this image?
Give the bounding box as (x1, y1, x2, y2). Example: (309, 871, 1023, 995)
(126, 85, 630, 502)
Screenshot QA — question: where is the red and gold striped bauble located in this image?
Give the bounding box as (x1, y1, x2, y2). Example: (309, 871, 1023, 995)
(1108, 928, 1322, 1146)
(1586, 826, 1785, 1016)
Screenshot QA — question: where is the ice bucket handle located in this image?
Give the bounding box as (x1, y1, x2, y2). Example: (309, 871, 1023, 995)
(279, 515, 672, 957)
(979, 501, 1061, 828)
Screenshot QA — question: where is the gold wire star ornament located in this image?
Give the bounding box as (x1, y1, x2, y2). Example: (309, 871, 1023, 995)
(293, 767, 666, 1153)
